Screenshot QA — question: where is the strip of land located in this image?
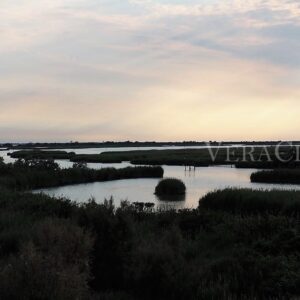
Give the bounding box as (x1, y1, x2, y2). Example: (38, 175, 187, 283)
(0, 159, 163, 190)
(8, 146, 299, 168)
(73, 146, 300, 168)
(9, 150, 76, 160)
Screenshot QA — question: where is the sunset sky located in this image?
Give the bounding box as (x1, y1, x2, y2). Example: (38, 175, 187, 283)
(1, 0, 300, 142)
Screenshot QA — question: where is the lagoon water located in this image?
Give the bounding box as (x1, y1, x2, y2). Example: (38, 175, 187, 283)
(1, 147, 300, 209)
(34, 165, 300, 209)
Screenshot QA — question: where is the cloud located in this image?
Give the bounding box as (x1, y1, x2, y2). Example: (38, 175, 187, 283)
(0, 0, 299, 141)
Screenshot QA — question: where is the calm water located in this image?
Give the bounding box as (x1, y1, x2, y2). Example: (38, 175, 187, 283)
(34, 165, 300, 209)
(2, 147, 300, 209)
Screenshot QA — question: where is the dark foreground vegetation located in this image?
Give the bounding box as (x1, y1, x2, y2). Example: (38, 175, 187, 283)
(0, 158, 163, 190)
(251, 169, 300, 184)
(155, 178, 186, 196)
(0, 185, 300, 299)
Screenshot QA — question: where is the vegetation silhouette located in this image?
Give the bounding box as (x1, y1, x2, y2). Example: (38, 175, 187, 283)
(1, 157, 300, 299)
(251, 169, 300, 184)
(0, 158, 163, 190)
(155, 178, 186, 197)
(8, 145, 300, 168)
(9, 150, 76, 160)
(0, 187, 300, 299)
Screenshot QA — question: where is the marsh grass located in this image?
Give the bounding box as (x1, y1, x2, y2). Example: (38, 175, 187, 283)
(71, 146, 296, 167)
(251, 169, 300, 184)
(199, 188, 300, 216)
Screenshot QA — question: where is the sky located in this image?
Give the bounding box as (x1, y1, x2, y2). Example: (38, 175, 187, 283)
(1, 0, 300, 142)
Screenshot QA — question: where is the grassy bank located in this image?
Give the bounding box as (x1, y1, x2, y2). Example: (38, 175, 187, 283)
(0, 159, 163, 190)
(199, 188, 300, 215)
(251, 169, 300, 184)
(0, 188, 300, 299)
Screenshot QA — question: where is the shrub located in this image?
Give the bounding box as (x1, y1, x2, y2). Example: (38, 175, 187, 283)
(155, 178, 186, 196)
(0, 219, 93, 300)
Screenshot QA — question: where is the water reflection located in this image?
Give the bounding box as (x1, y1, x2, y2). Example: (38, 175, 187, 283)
(155, 193, 186, 202)
(34, 165, 300, 209)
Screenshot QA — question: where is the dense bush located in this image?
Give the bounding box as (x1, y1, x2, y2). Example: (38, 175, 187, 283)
(251, 169, 300, 184)
(0, 190, 93, 300)
(155, 178, 186, 196)
(0, 219, 93, 300)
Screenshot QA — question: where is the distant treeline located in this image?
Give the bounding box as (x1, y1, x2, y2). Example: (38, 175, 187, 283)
(0, 159, 163, 191)
(2, 140, 300, 150)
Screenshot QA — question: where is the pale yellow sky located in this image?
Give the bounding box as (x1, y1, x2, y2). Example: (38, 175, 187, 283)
(1, 0, 300, 141)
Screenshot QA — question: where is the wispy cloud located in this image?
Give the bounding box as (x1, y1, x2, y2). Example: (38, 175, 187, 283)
(0, 0, 299, 141)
